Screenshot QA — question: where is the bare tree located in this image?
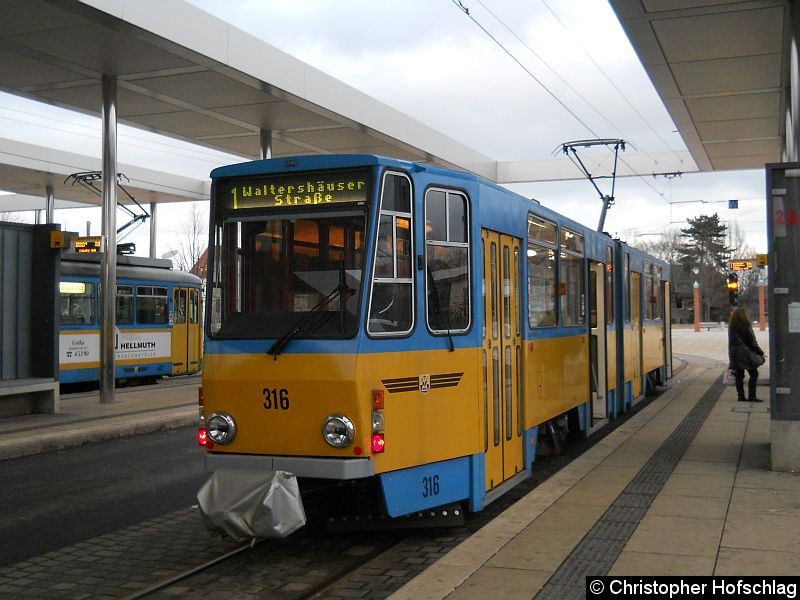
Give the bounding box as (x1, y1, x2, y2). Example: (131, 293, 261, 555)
(726, 220, 762, 315)
(168, 203, 207, 274)
(0, 211, 27, 223)
(632, 230, 684, 264)
(632, 230, 696, 315)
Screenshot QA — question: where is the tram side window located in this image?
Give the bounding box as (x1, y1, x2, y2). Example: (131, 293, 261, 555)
(624, 253, 631, 323)
(137, 286, 168, 324)
(654, 266, 663, 319)
(605, 246, 614, 325)
(59, 281, 96, 325)
(368, 171, 414, 335)
(116, 285, 134, 325)
(425, 188, 470, 333)
(174, 288, 187, 324)
(189, 289, 199, 324)
(527, 214, 557, 328)
(560, 228, 585, 326)
(645, 263, 663, 320)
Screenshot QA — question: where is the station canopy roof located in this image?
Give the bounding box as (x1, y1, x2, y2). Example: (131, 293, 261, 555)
(0, 0, 793, 208)
(0, 0, 495, 207)
(609, 0, 792, 172)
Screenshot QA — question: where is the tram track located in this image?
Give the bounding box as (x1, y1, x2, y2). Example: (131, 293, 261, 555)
(120, 477, 408, 599)
(122, 512, 408, 600)
(123, 540, 257, 600)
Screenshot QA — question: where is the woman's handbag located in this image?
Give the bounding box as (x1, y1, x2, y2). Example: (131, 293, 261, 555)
(749, 349, 765, 367)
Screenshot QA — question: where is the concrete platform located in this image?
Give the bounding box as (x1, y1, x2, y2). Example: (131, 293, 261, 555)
(0, 375, 199, 461)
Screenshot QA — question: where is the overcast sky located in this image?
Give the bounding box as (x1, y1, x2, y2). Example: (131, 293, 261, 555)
(1, 0, 769, 255)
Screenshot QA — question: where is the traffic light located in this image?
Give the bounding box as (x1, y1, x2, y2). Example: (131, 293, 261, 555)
(727, 273, 739, 307)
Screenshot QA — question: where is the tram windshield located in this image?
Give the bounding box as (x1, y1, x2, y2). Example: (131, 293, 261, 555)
(209, 213, 367, 340)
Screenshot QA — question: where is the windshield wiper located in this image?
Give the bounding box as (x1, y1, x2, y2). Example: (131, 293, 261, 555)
(337, 260, 349, 334)
(268, 262, 351, 360)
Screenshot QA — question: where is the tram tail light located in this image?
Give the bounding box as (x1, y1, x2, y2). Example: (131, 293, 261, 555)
(371, 389, 385, 453)
(371, 392, 385, 435)
(198, 427, 213, 449)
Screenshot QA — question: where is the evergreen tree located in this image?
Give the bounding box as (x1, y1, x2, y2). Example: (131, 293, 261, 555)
(678, 213, 731, 271)
(677, 214, 731, 321)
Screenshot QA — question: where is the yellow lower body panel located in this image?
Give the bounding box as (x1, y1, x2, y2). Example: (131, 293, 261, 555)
(202, 348, 482, 475)
(523, 334, 589, 428)
(642, 324, 665, 375)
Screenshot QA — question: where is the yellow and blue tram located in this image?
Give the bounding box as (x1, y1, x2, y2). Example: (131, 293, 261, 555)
(59, 253, 203, 384)
(198, 154, 670, 518)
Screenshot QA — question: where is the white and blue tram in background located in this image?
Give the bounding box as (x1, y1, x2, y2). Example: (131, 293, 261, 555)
(59, 253, 203, 385)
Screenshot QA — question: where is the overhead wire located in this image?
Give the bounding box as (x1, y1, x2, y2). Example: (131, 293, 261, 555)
(451, 0, 601, 139)
(476, 0, 671, 177)
(451, 0, 668, 203)
(473, 0, 629, 142)
(538, 0, 681, 202)
(540, 0, 684, 163)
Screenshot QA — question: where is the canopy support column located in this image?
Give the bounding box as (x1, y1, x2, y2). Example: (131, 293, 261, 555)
(45, 184, 55, 224)
(100, 75, 118, 404)
(149, 202, 157, 258)
(260, 128, 272, 160)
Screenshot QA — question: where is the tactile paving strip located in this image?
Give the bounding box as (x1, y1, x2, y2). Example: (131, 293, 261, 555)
(536, 375, 724, 599)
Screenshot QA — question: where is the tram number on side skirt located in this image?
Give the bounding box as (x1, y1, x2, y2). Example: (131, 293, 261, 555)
(262, 387, 290, 410)
(422, 475, 440, 498)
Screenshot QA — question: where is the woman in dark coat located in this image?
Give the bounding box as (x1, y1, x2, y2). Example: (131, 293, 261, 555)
(728, 308, 765, 402)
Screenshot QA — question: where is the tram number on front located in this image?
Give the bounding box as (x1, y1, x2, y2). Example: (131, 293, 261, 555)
(422, 474, 440, 498)
(262, 387, 290, 410)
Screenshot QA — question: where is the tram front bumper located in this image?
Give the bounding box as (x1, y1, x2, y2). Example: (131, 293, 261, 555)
(204, 452, 375, 480)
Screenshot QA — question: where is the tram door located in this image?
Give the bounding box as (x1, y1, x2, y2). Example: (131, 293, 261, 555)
(663, 281, 673, 379)
(589, 262, 608, 424)
(187, 288, 202, 373)
(630, 272, 643, 399)
(171, 288, 188, 375)
(482, 230, 524, 490)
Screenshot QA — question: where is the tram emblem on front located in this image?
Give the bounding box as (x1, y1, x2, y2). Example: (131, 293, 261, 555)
(419, 374, 431, 394)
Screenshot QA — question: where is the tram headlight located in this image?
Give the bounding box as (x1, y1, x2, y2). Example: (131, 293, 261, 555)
(206, 412, 236, 445)
(322, 414, 355, 448)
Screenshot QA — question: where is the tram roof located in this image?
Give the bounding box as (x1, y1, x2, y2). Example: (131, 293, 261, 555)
(0, 0, 793, 209)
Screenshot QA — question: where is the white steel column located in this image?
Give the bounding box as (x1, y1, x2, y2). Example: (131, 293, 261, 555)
(45, 184, 55, 224)
(149, 202, 157, 258)
(260, 128, 272, 160)
(100, 75, 118, 404)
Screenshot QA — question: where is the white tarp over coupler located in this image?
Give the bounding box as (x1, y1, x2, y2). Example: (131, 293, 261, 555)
(197, 469, 307, 541)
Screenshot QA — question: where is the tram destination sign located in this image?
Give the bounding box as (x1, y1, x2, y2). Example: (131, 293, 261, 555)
(217, 169, 371, 211)
(72, 236, 103, 253)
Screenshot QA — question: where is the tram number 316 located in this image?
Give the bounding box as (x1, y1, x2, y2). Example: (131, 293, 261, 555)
(262, 387, 290, 410)
(422, 475, 440, 498)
